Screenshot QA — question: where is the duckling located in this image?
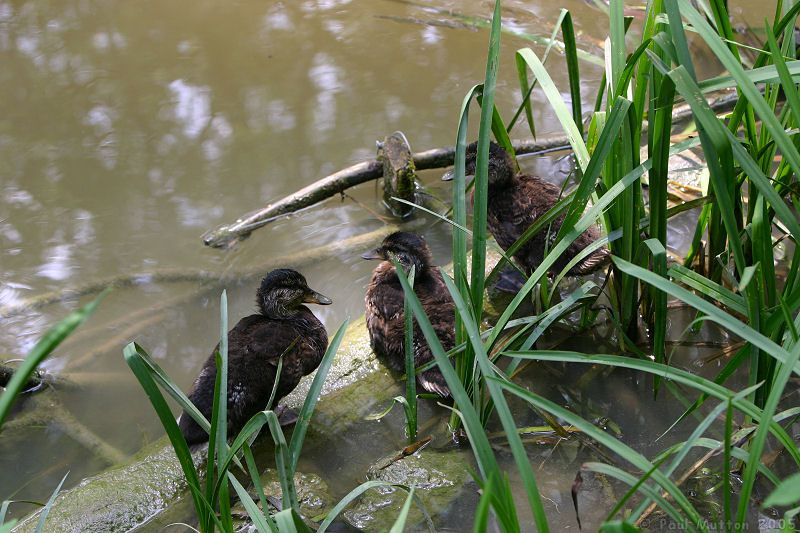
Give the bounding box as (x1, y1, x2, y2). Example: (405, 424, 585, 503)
(446, 141, 609, 277)
(178, 269, 331, 445)
(362, 232, 453, 398)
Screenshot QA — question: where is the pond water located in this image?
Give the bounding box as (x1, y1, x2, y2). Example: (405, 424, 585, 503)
(0, 0, 782, 529)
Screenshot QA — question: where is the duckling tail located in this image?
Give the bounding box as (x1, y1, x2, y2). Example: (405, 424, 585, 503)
(570, 246, 611, 275)
(418, 369, 451, 398)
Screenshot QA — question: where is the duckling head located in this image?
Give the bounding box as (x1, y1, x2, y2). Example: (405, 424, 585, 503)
(442, 141, 515, 187)
(257, 268, 332, 319)
(361, 232, 433, 275)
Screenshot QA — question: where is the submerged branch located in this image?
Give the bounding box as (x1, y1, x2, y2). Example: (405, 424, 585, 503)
(1, 225, 398, 320)
(203, 90, 740, 249)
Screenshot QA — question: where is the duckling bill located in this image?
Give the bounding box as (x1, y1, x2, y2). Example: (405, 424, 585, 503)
(178, 268, 331, 445)
(362, 232, 453, 398)
(444, 141, 610, 277)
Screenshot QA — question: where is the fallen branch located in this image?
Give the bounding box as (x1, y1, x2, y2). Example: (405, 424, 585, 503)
(203, 90, 740, 249)
(3, 394, 128, 466)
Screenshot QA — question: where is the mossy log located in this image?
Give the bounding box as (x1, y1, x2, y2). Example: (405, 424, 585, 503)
(379, 131, 417, 218)
(11, 249, 510, 533)
(11, 317, 388, 532)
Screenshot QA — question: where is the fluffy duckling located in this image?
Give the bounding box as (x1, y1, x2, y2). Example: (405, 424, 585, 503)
(179, 269, 331, 445)
(362, 232, 453, 397)
(448, 141, 609, 276)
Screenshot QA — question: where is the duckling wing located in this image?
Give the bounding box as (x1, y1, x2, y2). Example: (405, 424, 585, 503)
(365, 277, 406, 366)
(366, 279, 405, 321)
(411, 270, 455, 397)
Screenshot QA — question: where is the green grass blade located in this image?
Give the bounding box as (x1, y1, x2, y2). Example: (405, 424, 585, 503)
(123, 342, 207, 520)
(0, 500, 9, 525)
(736, 338, 800, 523)
(643, 241, 667, 386)
(124, 342, 210, 434)
(500, 350, 800, 466)
(390, 262, 502, 483)
(208, 290, 231, 531)
(515, 47, 590, 169)
(0, 291, 105, 426)
(520, 282, 597, 351)
(289, 319, 348, 472)
(668, 264, 747, 315)
(472, 473, 495, 533)
(228, 473, 278, 533)
(266, 355, 283, 412)
(212, 411, 271, 505)
(609, 0, 626, 91)
(438, 269, 550, 532)
(765, 22, 800, 127)
(490, 377, 707, 531)
(265, 411, 298, 512)
(388, 487, 415, 533)
(404, 268, 417, 443)
(451, 84, 483, 379)
(509, 8, 568, 135)
(469, 0, 502, 325)
(764, 473, 800, 507)
(316, 481, 422, 533)
(243, 443, 273, 530)
(561, 11, 583, 135)
(273, 508, 313, 533)
(612, 257, 797, 371)
(698, 61, 800, 93)
(34, 472, 68, 533)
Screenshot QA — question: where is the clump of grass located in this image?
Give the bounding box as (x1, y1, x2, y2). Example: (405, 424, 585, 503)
(396, 0, 800, 529)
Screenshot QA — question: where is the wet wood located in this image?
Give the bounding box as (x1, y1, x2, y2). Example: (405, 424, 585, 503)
(5, 395, 128, 466)
(379, 131, 417, 218)
(202, 91, 741, 249)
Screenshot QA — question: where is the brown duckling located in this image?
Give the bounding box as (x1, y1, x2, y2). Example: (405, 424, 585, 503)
(362, 232, 453, 398)
(178, 269, 331, 445)
(446, 141, 609, 277)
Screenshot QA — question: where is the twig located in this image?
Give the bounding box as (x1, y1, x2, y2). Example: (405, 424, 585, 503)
(5, 395, 128, 466)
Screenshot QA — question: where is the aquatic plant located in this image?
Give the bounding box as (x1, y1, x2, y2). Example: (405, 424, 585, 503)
(390, 0, 800, 529)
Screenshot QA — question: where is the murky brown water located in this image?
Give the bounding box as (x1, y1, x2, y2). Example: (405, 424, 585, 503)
(0, 0, 777, 529)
